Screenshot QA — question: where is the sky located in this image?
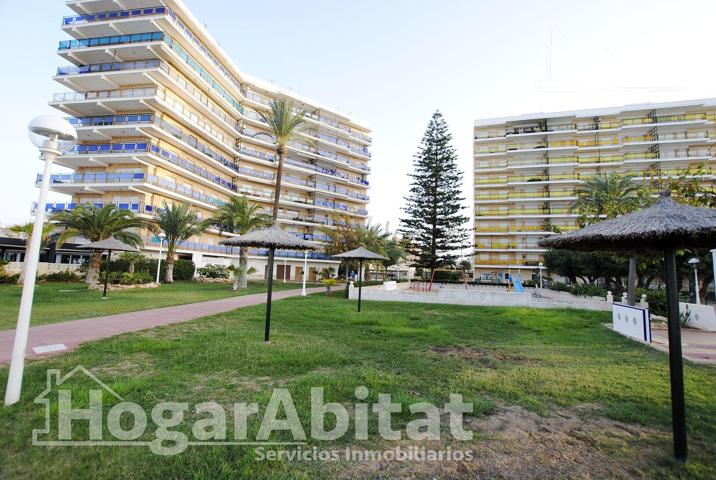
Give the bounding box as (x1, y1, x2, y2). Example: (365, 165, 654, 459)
(1, 0, 716, 232)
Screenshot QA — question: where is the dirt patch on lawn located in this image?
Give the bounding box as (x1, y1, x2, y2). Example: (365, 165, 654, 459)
(430, 346, 529, 368)
(335, 404, 668, 480)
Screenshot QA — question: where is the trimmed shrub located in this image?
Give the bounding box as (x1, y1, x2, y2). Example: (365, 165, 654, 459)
(40, 271, 83, 283)
(197, 264, 230, 279)
(103, 271, 153, 285)
(568, 283, 608, 298)
(0, 273, 19, 284)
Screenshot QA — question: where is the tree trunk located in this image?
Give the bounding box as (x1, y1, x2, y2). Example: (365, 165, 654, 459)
(627, 255, 637, 305)
(237, 247, 248, 290)
(271, 147, 285, 220)
(128, 261, 135, 274)
(165, 252, 175, 283)
(85, 251, 102, 284)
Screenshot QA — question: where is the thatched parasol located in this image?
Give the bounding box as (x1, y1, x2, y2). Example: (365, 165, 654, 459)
(79, 236, 138, 298)
(539, 192, 716, 462)
(333, 246, 388, 312)
(540, 194, 716, 251)
(219, 221, 316, 342)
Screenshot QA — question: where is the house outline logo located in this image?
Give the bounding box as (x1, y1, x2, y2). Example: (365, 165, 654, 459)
(32, 365, 124, 446)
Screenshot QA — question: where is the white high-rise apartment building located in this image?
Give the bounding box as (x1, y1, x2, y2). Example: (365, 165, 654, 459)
(473, 98, 716, 280)
(44, 0, 372, 281)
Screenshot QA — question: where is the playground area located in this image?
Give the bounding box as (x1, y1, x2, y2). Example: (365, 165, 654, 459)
(348, 279, 611, 311)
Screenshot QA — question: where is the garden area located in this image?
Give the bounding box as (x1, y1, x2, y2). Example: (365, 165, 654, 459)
(1, 295, 715, 479)
(0, 281, 306, 331)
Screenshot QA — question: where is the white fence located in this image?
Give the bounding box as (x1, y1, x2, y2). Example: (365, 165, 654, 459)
(348, 281, 611, 311)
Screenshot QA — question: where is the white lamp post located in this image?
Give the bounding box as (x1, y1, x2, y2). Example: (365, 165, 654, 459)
(5, 116, 76, 406)
(538, 262, 544, 289)
(155, 232, 166, 285)
(301, 251, 308, 296)
(711, 249, 716, 303)
(688, 257, 701, 305)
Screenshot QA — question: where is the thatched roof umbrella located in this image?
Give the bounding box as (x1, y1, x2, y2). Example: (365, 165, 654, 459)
(220, 221, 316, 342)
(539, 192, 716, 462)
(79, 236, 138, 298)
(333, 246, 388, 312)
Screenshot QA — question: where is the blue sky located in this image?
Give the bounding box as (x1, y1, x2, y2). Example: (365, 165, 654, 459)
(2, 0, 716, 230)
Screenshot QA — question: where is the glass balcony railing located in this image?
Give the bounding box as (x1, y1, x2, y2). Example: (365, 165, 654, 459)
(52, 87, 157, 103)
(36, 201, 156, 215)
(67, 113, 236, 170)
(67, 141, 236, 192)
(57, 59, 161, 76)
(59, 32, 164, 50)
(62, 6, 167, 26)
(40, 171, 226, 207)
(477, 113, 715, 141)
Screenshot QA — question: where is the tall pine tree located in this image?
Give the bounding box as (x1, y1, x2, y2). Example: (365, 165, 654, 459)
(399, 111, 468, 274)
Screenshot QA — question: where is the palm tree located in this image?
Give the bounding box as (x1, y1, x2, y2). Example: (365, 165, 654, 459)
(51, 204, 145, 284)
(572, 173, 646, 227)
(9, 222, 56, 285)
(119, 251, 147, 274)
(153, 202, 207, 283)
(211, 196, 271, 289)
(571, 173, 648, 304)
(257, 98, 306, 219)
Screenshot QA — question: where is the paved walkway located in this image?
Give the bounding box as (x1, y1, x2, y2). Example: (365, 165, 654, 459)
(650, 327, 716, 366)
(0, 287, 325, 363)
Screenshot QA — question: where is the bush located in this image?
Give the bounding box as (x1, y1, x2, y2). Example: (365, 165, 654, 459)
(41, 271, 83, 283)
(0, 273, 19, 284)
(568, 283, 608, 298)
(103, 271, 153, 285)
(197, 264, 230, 279)
(433, 270, 462, 282)
(134, 259, 196, 281)
(549, 282, 571, 292)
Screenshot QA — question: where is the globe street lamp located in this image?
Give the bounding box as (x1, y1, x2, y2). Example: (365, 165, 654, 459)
(156, 232, 166, 285)
(688, 257, 701, 305)
(5, 116, 76, 406)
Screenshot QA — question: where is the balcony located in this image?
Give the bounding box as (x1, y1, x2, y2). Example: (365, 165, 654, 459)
(35, 201, 156, 216)
(57, 59, 161, 77)
(68, 113, 237, 173)
(62, 7, 168, 26)
(40, 171, 226, 208)
(58, 32, 164, 51)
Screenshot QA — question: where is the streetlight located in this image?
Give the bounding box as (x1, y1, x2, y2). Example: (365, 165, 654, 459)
(155, 232, 166, 285)
(688, 257, 701, 305)
(5, 116, 76, 406)
(711, 249, 716, 303)
(301, 251, 308, 296)
(538, 262, 544, 289)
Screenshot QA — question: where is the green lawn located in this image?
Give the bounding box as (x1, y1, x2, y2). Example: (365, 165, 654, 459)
(1, 296, 715, 479)
(0, 281, 310, 330)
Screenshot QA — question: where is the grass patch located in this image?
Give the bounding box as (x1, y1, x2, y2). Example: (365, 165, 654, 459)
(0, 281, 310, 330)
(0, 297, 714, 478)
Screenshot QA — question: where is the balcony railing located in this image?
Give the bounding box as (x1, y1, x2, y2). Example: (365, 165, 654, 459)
(477, 113, 715, 141)
(36, 201, 156, 215)
(59, 32, 164, 50)
(67, 113, 237, 171)
(40, 171, 226, 207)
(57, 59, 162, 76)
(62, 6, 167, 26)
(52, 87, 157, 103)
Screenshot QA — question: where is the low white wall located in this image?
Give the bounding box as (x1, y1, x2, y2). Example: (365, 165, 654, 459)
(3, 262, 82, 275)
(680, 302, 716, 332)
(348, 282, 611, 311)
